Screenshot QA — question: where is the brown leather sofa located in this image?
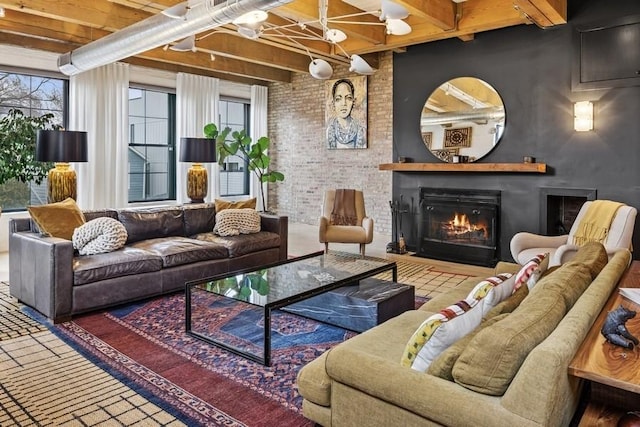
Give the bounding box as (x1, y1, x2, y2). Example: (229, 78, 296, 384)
(9, 203, 288, 323)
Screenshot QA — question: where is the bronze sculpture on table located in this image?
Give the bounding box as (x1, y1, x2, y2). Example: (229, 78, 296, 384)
(601, 305, 639, 350)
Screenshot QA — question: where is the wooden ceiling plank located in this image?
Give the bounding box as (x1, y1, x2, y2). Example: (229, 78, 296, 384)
(514, 0, 567, 27)
(138, 47, 293, 82)
(197, 32, 311, 72)
(395, 0, 455, 30)
(0, 0, 148, 31)
(124, 57, 271, 85)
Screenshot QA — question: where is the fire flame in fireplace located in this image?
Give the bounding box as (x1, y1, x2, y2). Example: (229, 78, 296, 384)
(446, 212, 488, 239)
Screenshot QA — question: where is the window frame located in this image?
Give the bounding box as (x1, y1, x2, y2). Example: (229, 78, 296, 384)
(218, 97, 251, 198)
(127, 84, 177, 203)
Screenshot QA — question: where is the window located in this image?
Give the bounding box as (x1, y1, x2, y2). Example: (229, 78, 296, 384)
(128, 87, 176, 202)
(219, 99, 250, 197)
(0, 71, 67, 211)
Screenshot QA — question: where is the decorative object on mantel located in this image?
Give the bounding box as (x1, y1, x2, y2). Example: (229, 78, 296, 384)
(600, 304, 639, 350)
(444, 127, 472, 148)
(523, 156, 536, 163)
(432, 148, 458, 162)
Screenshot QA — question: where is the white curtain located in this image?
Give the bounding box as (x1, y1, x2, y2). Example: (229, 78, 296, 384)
(70, 63, 129, 210)
(250, 85, 268, 211)
(176, 73, 219, 204)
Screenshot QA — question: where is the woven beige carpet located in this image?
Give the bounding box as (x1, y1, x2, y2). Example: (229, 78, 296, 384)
(0, 260, 474, 426)
(0, 283, 187, 427)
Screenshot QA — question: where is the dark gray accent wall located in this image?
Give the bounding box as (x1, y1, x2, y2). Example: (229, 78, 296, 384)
(392, 0, 640, 262)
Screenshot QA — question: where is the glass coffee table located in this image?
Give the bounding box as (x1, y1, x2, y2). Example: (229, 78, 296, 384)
(185, 251, 399, 366)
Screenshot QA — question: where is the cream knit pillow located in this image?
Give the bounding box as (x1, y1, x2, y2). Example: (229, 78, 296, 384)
(213, 208, 261, 236)
(72, 217, 128, 255)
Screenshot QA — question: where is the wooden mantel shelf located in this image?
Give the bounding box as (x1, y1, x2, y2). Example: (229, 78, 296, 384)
(378, 162, 547, 173)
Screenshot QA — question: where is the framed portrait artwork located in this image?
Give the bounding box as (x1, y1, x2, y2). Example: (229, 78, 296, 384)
(325, 76, 368, 149)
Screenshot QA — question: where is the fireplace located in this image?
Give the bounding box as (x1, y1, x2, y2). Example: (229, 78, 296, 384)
(417, 187, 501, 267)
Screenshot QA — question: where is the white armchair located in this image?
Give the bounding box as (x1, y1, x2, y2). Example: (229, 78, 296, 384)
(511, 201, 637, 266)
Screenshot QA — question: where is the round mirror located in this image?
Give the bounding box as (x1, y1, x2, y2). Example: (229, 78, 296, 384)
(420, 77, 505, 163)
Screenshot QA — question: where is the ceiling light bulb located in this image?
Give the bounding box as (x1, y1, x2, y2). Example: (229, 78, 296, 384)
(386, 18, 411, 35)
(169, 35, 196, 52)
(309, 59, 333, 80)
(350, 54, 376, 75)
(161, 2, 189, 20)
(233, 10, 268, 29)
(210, 54, 216, 61)
(237, 26, 261, 40)
(0, 6, 5, 18)
(380, 0, 409, 21)
(326, 29, 347, 43)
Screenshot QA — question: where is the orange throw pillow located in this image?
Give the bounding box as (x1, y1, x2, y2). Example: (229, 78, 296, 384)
(214, 197, 257, 213)
(28, 198, 86, 241)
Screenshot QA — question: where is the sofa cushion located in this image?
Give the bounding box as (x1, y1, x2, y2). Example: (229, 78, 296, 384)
(296, 351, 331, 407)
(428, 313, 510, 381)
(183, 203, 216, 236)
(118, 207, 185, 243)
(569, 241, 608, 279)
(513, 252, 549, 292)
(214, 197, 257, 212)
(28, 197, 86, 240)
(213, 208, 261, 236)
(83, 209, 118, 221)
(401, 295, 485, 372)
(467, 273, 515, 317)
(483, 282, 529, 319)
(129, 237, 228, 268)
(451, 261, 592, 395)
(72, 217, 128, 256)
(73, 247, 163, 285)
(194, 231, 281, 258)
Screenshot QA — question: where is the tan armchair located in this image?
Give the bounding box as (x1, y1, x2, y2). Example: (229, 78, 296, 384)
(511, 200, 637, 266)
(319, 189, 374, 256)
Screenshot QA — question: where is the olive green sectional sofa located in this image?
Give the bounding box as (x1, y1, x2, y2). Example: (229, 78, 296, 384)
(297, 243, 631, 427)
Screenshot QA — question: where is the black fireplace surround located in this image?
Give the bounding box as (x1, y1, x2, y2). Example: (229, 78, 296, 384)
(417, 187, 501, 267)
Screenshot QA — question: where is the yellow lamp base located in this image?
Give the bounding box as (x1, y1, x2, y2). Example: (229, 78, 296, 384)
(48, 162, 77, 203)
(187, 163, 208, 203)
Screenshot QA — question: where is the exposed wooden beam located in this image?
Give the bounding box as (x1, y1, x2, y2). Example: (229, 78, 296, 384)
(513, 0, 567, 28)
(196, 32, 311, 73)
(124, 57, 269, 86)
(137, 47, 293, 83)
(395, 0, 455, 31)
(0, 0, 146, 31)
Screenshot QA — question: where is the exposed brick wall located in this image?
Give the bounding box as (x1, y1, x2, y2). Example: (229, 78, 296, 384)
(267, 52, 393, 235)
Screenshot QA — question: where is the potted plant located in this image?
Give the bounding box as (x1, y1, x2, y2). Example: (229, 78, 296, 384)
(204, 123, 284, 213)
(0, 109, 59, 211)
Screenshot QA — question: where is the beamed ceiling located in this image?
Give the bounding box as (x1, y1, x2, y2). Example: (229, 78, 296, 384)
(0, 0, 567, 85)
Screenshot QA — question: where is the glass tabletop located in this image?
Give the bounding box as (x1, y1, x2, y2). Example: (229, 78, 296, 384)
(187, 251, 396, 308)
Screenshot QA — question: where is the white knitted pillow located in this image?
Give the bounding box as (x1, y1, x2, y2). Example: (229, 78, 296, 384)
(72, 217, 128, 256)
(213, 208, 261, 237)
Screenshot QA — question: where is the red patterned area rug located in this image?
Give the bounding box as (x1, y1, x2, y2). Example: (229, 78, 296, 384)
(50, 292, 427, 426)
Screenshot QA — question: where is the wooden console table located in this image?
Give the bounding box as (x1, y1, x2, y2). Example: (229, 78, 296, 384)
(569, 260, 640, 425)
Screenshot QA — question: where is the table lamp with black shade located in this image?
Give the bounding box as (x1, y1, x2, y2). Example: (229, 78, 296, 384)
(35, 129, 88, 203)
(179, 137, 216, 203)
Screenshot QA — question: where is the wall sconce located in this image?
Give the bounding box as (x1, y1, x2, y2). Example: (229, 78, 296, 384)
(179, 137, 217, 203)
(35, 130, 88, 203)
(574, 101, 594, 132)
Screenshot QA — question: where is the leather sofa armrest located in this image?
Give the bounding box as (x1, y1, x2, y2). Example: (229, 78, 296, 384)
(9, 217, 32, 233)
(9, 230, 74, 323)
(260, 214, 288, 261)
